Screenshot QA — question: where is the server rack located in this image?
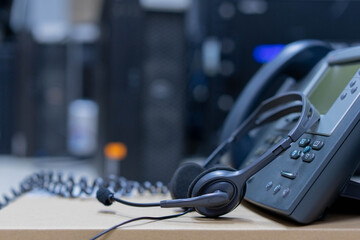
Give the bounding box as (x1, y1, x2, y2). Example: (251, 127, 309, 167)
(98, 0, 187, 182)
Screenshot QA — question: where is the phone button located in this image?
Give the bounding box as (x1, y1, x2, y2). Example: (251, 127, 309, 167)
(266, 181, 273, 191)
(340, 92, 347, 100)
(350, 80, 356, 87)
(299, 138, 310, 147)
(282, 188, 290, 198)
(311, 140, 324, 150)
(303, 153, 315, 163)
(290, 150, 301, 159)
(274, 185, 281, 194)
(303, 146, 311, 153)
(351, 86, 357, 94)
(281, 170, 297, 179)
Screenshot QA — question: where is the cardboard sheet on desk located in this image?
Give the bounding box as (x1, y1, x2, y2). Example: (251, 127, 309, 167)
(0, 194, 360, 240)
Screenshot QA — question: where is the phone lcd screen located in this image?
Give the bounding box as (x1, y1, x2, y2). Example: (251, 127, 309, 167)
(309, 63, 360, 114)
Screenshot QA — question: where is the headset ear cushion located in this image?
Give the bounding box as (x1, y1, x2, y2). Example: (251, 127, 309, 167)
(187, 166, 236, 198)
(169, 162, 205, 200)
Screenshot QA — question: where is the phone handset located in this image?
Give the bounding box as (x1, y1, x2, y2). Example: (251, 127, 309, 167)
(220, 40, 332, 167)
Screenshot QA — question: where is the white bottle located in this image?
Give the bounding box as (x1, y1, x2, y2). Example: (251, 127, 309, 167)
(67, 99, 99, 158)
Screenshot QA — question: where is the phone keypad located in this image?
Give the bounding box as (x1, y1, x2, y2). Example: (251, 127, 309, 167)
(270, 137, 325, 195)
(248, 133, 327, 202)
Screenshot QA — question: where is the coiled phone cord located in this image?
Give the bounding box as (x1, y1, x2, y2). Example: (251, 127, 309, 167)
(0, 171, 169, 210)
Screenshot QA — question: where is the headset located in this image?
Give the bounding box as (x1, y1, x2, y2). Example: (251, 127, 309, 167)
(97, 91, 320, 218)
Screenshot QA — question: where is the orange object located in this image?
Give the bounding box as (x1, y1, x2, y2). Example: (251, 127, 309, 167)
(104, 142, 127, 160)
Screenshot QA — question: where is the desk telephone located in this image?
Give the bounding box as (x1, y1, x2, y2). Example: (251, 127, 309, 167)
(222, 40, 360, 223)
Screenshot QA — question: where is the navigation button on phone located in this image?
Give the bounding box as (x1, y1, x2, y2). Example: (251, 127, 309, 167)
(299, 138, 311, 147)
(290, 150, 301, 159)
(311, 140, 324, 150)
(303, 153, 315, 163)
(281, 170, 297, 179)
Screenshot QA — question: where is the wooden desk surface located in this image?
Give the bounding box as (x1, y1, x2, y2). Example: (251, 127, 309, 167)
(1, 194, 360, 240)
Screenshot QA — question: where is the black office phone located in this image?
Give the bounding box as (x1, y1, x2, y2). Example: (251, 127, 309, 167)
(218, 40, 360, 223)
(235, 46, 360, 223)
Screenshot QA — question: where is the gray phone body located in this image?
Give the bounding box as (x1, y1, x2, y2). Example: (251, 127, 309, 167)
(243, 46, 360, 224)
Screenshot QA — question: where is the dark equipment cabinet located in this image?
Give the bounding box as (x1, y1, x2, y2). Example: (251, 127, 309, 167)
(98, 0, 187, 182)
(14, 36, 68, 157)
(0, 42, 14, 154)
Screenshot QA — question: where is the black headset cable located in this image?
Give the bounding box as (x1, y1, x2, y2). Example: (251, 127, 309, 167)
(90, 208, 194, 240)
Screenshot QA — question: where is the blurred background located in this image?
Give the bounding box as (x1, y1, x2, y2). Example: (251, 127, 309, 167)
(1, 0, 360, 188)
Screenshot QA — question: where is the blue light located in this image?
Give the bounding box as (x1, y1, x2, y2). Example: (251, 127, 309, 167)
(253, 44, 285, 64)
